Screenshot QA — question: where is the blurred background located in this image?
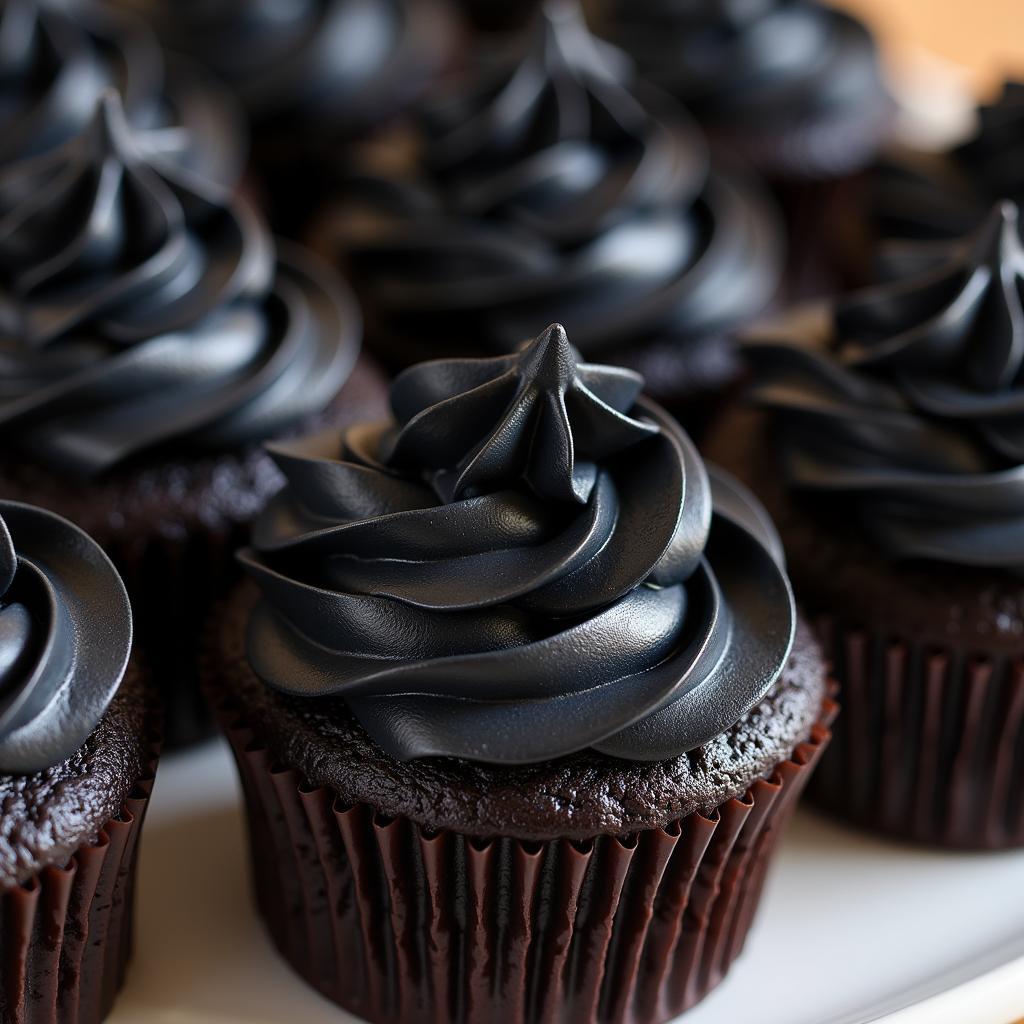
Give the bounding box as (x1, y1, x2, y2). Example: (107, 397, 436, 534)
(843, 0, 1024, 92)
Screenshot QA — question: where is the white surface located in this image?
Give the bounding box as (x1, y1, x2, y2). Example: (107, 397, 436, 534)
(109, 740, 1024, 1024)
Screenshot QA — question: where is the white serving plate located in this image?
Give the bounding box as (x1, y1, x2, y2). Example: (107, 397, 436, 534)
(108, 739, 1024, 1024)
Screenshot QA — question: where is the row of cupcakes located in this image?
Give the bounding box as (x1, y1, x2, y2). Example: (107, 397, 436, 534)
(3, 2, 1024, 1024)
(0, 0, 896, 753)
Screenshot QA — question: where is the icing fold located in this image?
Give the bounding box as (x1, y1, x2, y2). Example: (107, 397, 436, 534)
(328, 0, 781, 359)
(0, 94, 359, 476)
(0, 0, 244, 184)
(0, 500, 131, 774)
(747, 202, 1024, 568)
(240, 324, 796, 765)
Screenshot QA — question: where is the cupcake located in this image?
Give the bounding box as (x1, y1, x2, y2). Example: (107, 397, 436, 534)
(0, 499, 159, 1024)
(0, 93, 386, 745)
(0, 0, 246, 187)
(310, 0, 784, 433)
(108, 0, 457, 230)
(707, 202, 1024, 849)
(594, 0, 893, 299)
(205, 323, 834, 1023)
(595, 0, 892, 182)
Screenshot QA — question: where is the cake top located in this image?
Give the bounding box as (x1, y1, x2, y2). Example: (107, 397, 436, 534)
(322, 0, 782, 362)
(240, 323, 797, 765)
(0, 92, 359, 477)
(746, 201, 1024, 569)
(0, 499, 131, 774)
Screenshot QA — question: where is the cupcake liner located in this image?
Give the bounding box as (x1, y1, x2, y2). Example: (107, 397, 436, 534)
(218, 698, 835, 1024)
(809, 615, 1024, 848)
(0, 756, 158, 1024)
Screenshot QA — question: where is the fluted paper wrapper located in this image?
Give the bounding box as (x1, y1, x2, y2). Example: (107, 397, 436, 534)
(0, 762, 157, 1024)
(221, 701, 835, 1024)
(810, 616, 1024, 848)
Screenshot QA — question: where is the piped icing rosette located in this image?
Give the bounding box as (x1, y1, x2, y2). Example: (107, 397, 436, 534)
(321, 0, 782, 364)
(0, 0, 245, 185)
(0, 93, 360, 477)
(746, 202, 1024, 568)
(107, 0, 453, 139)
(598, 0, 891, 178)
(0, 500, 131, 773)
(238, 323, 796, 765)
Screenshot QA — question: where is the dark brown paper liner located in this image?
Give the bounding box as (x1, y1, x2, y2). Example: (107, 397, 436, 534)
(0, 757, 158, 1024)
(809, 615, 1024, 849)
(219, 699, 835, 1024)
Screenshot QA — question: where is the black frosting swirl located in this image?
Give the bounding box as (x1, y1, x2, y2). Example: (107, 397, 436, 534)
(0, 500, 131, 774)
(0, 0, 245, 185)
(322, 0, 782, 363)
(745, 202, 1024, 568)
(0, 93, 360, 477)
(599, 0, 891, 177)
(108, 0, 453, 138)
(872, 82, 1024, 244)
(239, 323, 796, 765)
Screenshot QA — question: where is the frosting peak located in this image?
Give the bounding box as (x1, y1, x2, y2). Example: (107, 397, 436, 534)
(0, 0, 244, 185)
(746, 203, 1024, 569)
(387, 323, 658, 503)
(841, 203, 1024, 459)
(0, 501, 132, 774)
(241, 325, 796, 765)
(321, 0, 781, 363)
(0, 91, 360, 477)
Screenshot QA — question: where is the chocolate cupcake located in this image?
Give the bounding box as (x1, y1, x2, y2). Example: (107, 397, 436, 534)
(707, 202, 1024, 849)
(596, 0, 892, 181)
(311, 0, 783, 432)
(0, 93, 386, 745)
(0, 499, 159, 1024)
(109, 0, 457, 230)
(0, 0, 245, 186)
(205, 324, 834, 1023)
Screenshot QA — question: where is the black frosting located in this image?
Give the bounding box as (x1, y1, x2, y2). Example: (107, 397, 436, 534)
(0, 93, 360, 477)
(321, 0, 782, 363)
(0, 0, 245, 185)
(872, 82, 1024, 244)
(0, 500, 131, 774)
(239, 323, 796, 765)
(108, 0, 453, 138)
(599, 0, 891, 177)
(745, 202, 1024, 568)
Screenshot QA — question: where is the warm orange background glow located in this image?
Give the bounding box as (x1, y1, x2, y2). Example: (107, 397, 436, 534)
(840, 0, 1024, 95)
